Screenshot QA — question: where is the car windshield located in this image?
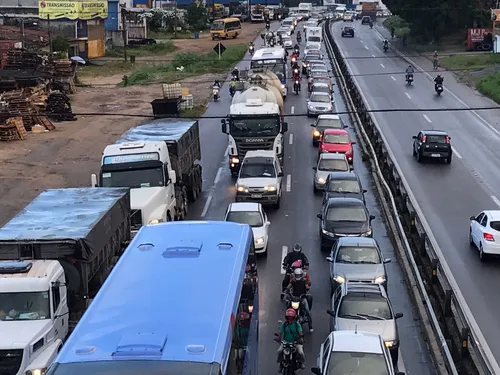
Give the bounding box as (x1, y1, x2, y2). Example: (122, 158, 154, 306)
(211, 21, 225, 30)
(326, 206, 367, 222)
(226, 211, 263, 227)
(229, 117, 280, 137)
(305, 54, 321, 61)
(312, 67, 327, 72)
(425, 135, 447, 143)
(313, 86, 330, 94)
(283, 37, 292, 42)
(239, 163, 276, 178)
(317, 118, 341, 129)
(327, 352, 390, 375)
(0, 291, 50, 321)
(327, 179, 361, 193)
(283, 20, 292, 26)
(336, 246, 381, 264)
(324, 133, 350, 144)
(311, 94, 330, 103)
(344, 27, 354, 30)
(318, 159, 348, 171)
(101, 167, 164, 188)
(338, 294, 393, 320)
(308, 36, 321, 42)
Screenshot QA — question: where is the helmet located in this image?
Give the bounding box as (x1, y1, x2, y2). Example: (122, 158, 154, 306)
(294, 268, 304, 281)
(437, 73, 441, 76)
(285, 308, 297, 319)
(408, 65, 412, 68)
(293, 243, 302, 253)
(291, 260, 303, 269)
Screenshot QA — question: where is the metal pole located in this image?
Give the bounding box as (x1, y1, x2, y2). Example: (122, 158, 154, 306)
(20, 19, 25, 49)
(121, 6, 127, 61)
(174, 1, 177, 38)
(47, 15, 53, 54)
(218, 43, 221, 60)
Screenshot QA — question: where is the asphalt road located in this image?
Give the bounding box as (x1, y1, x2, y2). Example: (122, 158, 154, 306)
(331, 19, 500, 367)
(189, 21, 436, 375)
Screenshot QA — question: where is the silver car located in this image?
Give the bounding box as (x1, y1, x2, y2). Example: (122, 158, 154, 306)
(313, 153, 350, 192)
(307, 92, 334, 116)
(326, 237, 391, 293)
(282, 35, 293, 49)
(329, 283, 403, 364)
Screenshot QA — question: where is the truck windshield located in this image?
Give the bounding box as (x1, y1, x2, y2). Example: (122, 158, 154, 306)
(211, 21, 225, 30)
(0, 291, 50, 320)
(101, 167, 164, 188)
(230, 117, 280, 137)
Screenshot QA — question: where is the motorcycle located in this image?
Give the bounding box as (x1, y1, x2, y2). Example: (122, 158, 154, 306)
(435, 83, 443, 96)
(302, 63, 308, 75)
(293, 48, 300, 57)
(370, 23, 373, 29)
(287, 294, 311, 329)
(297, 35, 302, 43)
(275, 335, 301, 375)
(406, 74, 413, 85)
(266, 22, 270, 31)
(293, 79, 300, 95)
(212, 86, 220, 101)
(249, 45, 255, 55)
(383, 44, 388, 52)
(229, 85, 236, 97)
(291, 57, 297, 66)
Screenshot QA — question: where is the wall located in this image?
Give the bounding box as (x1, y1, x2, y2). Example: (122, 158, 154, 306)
(105, 29, 125, 46)
(106, 0, 120, 30)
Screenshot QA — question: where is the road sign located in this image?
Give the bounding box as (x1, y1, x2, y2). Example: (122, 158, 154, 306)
(213, 42, 226, 60)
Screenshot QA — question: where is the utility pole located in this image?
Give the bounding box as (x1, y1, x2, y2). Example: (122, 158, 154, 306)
(121, 5, 127, 61)
(174, 0, 178, 38)
(20, 19, 25, 49)
(47, 15, 53, 54)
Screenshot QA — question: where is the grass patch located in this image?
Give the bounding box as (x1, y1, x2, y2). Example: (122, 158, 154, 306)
(122, 43, 247, 86)
(106, 41, 177, 57)
(181, 105, 206, 118)
(475, 72, 500, 103)
(383, 15, 410, 37)
(441, 54, 500, 72)
(77, 61, 134, 77)
(148, 30, 196, 39)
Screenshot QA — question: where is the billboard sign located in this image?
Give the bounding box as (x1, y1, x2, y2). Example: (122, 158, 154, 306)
(38, 1, 108, 20)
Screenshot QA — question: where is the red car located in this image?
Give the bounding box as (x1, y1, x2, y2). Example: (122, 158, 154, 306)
(318, 129, 356, 163)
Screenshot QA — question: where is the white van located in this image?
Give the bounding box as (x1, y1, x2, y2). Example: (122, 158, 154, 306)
(307, 26, 323, 43)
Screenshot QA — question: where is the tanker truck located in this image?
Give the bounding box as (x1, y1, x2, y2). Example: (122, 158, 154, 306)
(222, 82, 288, 176)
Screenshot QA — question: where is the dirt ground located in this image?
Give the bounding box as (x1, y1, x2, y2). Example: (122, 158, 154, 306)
(0, 23, 264, 225)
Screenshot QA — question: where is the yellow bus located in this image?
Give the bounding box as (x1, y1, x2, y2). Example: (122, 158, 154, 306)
(210, 17, 242, 40)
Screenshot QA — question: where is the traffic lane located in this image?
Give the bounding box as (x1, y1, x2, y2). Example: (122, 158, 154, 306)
(333, 23, 500, 362)
(347, 23, 500, 193)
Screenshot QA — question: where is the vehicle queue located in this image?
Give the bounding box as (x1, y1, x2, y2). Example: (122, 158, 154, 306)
(220, 10, 407, 375)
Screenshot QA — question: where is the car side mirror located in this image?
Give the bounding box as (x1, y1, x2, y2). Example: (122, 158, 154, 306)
(317, 213, 322, 219)
(363, 189, 367, 193)
(395, 372, 405, 375)
(90, 173, 98, 187)
(343, 125, 348, 128)
(469, 216, 476, 221)
(369, 215, 375, 220)
(221, 123, 227, 134)
(326, 256, 333, 262)
(278, 171, 284, 177)
(311, 367, 322, 375)
(306, 99, 309, 102)
(274, 332, 279, 337)
(310, 123, 315, 127)
(265, 221, 271, 226)
(326, 309, 335, 317)
(351, 141, 356, 144)
(412, 135, 417, 139)
(448, 136, 451, 139)
(312, 166, 317, 170)
(395, 313, 404, 319)
(282, 122, 289, 132)
(383, 258, 391, 264)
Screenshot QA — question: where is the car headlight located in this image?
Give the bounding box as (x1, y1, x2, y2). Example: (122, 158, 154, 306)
(256, 236, 265, 244)
(283, 347, 291, 355)
(313, 130, 320, 137)
(26, 369, 47, 375)
(231, 157, 239, 164)
(362, 229, 372, 237)
(384, 340, 398, 348)
(374, 275, 386, 284)
(237, 185, 248, 193)
(308, 105, 314, 110)
(333, 275, 345, 283)
(149, 219, 164, 225)
(317, 177, 325, 184)
(264, 185, 277, 192)
(321, 228, 334, 237)
(281, 84, 285, 89)
(291, 301, 300, 309)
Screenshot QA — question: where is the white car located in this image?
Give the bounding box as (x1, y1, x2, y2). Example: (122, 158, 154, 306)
(282, 36, 293, 48)
(305, 42, 322, 55)
(313, 153, 350, 192)
(469, 210, 500, 260)
(277, 27, 292, 37)
(224, 202, 271, 255)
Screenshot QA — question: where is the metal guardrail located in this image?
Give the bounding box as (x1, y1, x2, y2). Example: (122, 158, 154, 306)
(323, 18, 494, 375)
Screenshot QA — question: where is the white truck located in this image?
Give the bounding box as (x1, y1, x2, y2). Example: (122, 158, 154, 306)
(298, 2, 313, 20)
(306, 26, 323, 43)
(222, 85, 288, 176)
(92, 119, 202, 233)
(0, 188, 131, 375)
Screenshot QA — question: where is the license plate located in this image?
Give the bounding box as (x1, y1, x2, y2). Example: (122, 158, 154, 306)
(431, 153, 440, 157)
(251, 194, 262, 198)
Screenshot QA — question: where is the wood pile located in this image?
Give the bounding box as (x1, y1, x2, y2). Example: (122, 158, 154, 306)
(0, 117, 27, 141)
(5, 50, 43, 70)
(0, 90, 37, 130)
(46, 92, 76, 122)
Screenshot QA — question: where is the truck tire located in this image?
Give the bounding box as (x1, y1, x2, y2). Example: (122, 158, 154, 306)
(59, 259, 82, 299)
(181, 187, 189, 218)
(188, 165, 202, 202)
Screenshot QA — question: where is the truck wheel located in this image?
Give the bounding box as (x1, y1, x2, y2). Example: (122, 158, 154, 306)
(59, 259, 82, 298)
(182, 187, 189, 218)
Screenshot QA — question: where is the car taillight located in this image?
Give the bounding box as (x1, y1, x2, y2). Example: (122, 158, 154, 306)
(484, 233, 495, 241)
(421, 136, 427, 143)
(445, 136, 450, 143)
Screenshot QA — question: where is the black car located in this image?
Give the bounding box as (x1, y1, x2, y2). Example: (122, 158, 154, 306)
(361, 16, 371, 24)
(322, 172, 367, 205)
(302, 53, 323, 74)
(412, 129, 452, 164)
(341, 26, 355, 37)
(317, 197, 375, 251)
(311, 115, 347, 145)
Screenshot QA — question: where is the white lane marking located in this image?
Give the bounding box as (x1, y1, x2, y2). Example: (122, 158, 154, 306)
(423, 114, 432, 123)
(291, 105, 295, 114)
(224, 148, 229, 157)
(364, 45, 369, 50)
(286, 174, 292, 192)
(451, 146, 462, 159)
(391, 76, 396, 81)
(214, 167, 223, 184)
(492, 195, 500, 207)
(281, 246, 288, 274)
(405, 92, 411, 100)
(200, 195, 213, 218)
(380, 63, 385, 68)
(289, 133, 294, 145)
(371, 54, 376, 57)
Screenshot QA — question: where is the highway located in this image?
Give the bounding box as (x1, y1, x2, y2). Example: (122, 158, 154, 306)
(187, 22, 436, 375)
(331, 19, 500, 367)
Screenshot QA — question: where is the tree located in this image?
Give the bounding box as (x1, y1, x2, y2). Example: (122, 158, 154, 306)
(52, 36, 69, 53)
(185, 3, 208, 31)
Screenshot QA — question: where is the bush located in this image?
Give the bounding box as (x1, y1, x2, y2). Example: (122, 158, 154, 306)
(383, 15, 410, 36)
(52, 36, 69, 53)
(476, 72, 500, 104)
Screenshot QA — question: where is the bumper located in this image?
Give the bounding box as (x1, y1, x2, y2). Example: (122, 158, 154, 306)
(420, 151, 451, 159)
(320, 232, 337, 249)
(314, 180, 326, 190)
(483, 242, 500, 255)
(342, 32, 354, 37)
(308, 108, 333, 116)
(236, 192, 279, 205)
(255, 240, 268, 253)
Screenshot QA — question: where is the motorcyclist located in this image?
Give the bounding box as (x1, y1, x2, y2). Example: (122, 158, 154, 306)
(290, 52, 298, 66)
(248, 42, 255, 54)
(433, 50, 439, 69)
(434, 73, 444, 91)
(292, 66, 301, 91)
(229, 79, 236, 96)
(369, 19, 373, 28)
(383, 39, 388, 50)
(232, 67, 240, 81)
(286, 268, 313, 332)
(212, 80, 221, 88)
(297, 31, 302, 42)
(293, 45, 300, 57)
(390, 26, 395, 39)
(405, 64, 414, 81)
(281, 244, 309, 297)
(266, 21, 270, 30)
(276, 309, 305, 371)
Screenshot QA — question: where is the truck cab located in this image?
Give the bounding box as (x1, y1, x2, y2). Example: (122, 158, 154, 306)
(96, 141, 178, 231)
(0, 260, 67, 375)
(222, 99, 288, 176)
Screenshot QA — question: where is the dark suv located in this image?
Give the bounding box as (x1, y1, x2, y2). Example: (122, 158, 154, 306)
(361, 16, 371, 24)
(412, 130, 452, 164)
(341, 26, 355, 37)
